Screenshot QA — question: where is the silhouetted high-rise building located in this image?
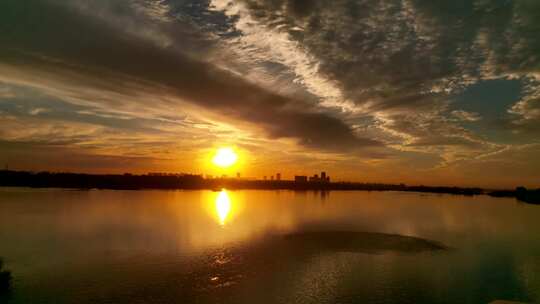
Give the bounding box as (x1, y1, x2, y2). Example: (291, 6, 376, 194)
(276, 173, 281, 181)
(320, 172, 330, 182)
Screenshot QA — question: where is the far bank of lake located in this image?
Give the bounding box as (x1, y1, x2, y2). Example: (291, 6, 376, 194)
(1, 170, 539, 204)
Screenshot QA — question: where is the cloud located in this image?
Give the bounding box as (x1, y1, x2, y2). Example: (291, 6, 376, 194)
(0, 0, 379, 153)
(207, 0, 540, 162)
(437, 143, 540, 188)
(509, 78, 540, 121)
(451, 110, 482, 122)
(0, 0, 539, 185)
(0, 139, 180, 174)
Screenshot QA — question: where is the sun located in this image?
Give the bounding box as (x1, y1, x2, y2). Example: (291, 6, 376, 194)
(212, 147, 238, 168)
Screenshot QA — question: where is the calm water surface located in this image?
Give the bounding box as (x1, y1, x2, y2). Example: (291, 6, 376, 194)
(0, 188, 539, 304)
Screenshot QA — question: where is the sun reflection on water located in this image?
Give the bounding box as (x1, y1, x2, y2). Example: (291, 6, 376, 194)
(215, 189, 231, 226)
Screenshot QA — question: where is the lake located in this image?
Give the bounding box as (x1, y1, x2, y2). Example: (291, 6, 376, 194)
(0, 188, 539, 304)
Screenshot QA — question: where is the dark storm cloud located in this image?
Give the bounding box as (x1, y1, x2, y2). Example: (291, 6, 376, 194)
(235, 0, 540, 101)
(0, 0, 378, 152)
(231, 1, 537, 109)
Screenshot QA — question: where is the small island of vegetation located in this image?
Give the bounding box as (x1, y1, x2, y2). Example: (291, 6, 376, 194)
(489, 187, 540, 205)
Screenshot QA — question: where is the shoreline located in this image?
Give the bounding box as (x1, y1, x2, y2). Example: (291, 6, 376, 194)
(1, 170, 538, 204)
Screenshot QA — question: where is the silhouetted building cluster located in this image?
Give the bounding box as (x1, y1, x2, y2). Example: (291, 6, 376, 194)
(264, 173, 282, 181)
(295, 172, 330, 183)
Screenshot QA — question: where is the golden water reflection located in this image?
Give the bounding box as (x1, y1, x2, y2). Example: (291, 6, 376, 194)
(1, 190, 540, 303)
(215, 189, 232, 226)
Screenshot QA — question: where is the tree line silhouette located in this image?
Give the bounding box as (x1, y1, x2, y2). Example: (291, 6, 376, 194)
(0, 258, 11, 293)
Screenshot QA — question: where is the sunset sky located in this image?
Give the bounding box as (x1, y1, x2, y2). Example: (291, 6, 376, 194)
(1, 0, 539, 188)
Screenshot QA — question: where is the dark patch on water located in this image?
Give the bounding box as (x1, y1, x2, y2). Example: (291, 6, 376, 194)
(280, 231, 447, 254)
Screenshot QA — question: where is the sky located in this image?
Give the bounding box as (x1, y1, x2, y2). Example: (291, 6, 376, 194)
(0, 0, 539, 188)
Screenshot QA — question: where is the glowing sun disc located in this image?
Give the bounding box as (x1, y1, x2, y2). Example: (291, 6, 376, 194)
(212, 147, 238, 168)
